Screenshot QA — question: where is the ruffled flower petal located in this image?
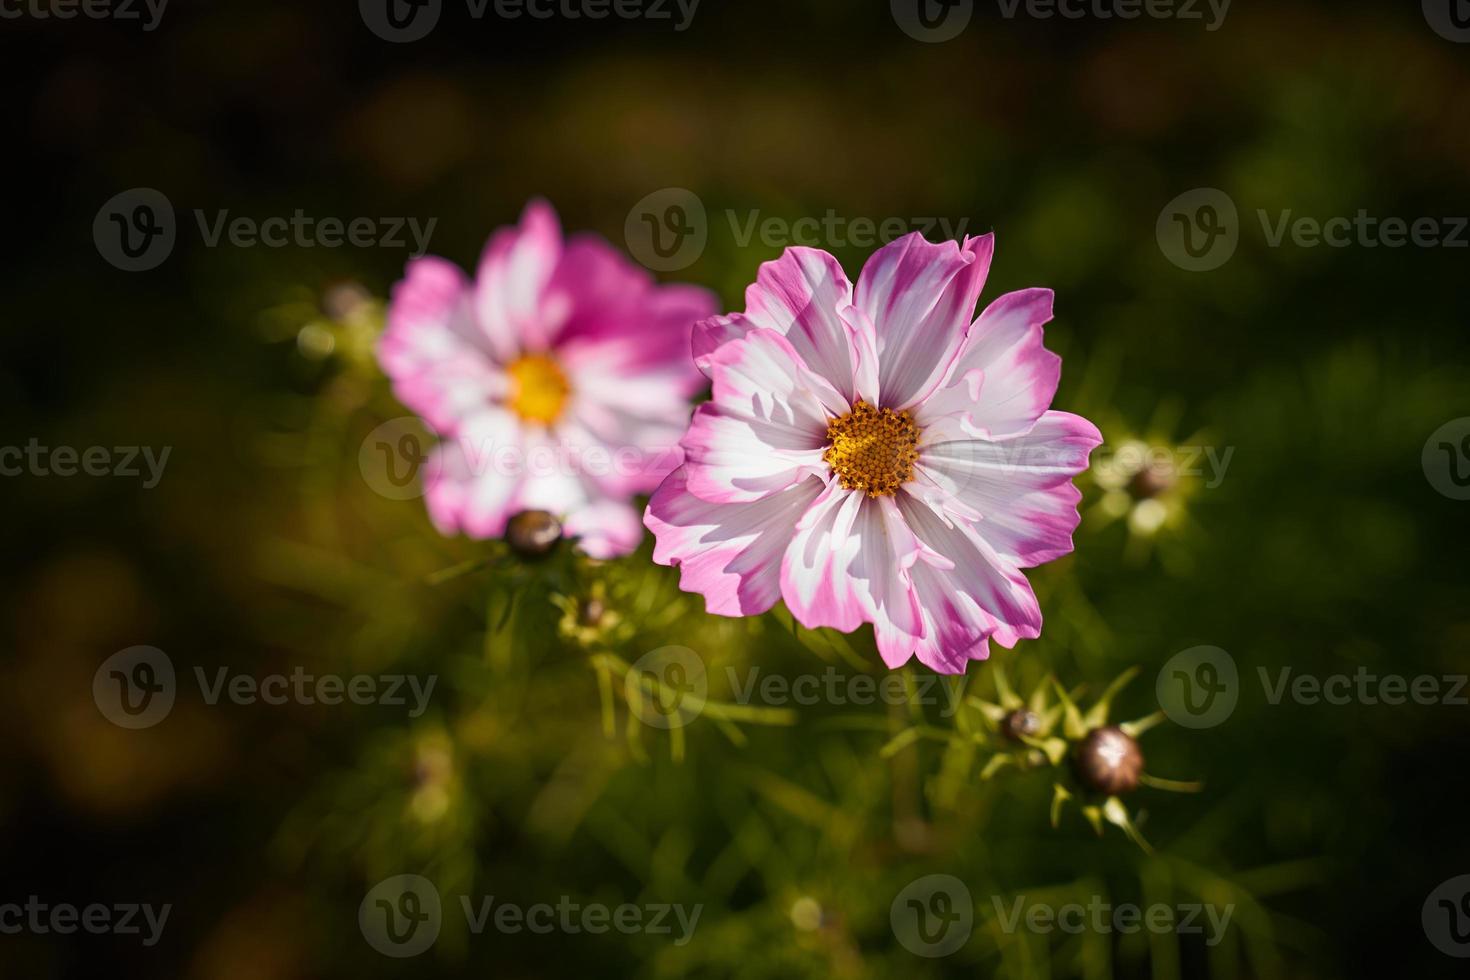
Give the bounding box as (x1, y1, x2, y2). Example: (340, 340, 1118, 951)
(473, 199, 564, 359)
(915, 410, 1101, 566)
(378, 256, 506, 434)
(646, 467, 825, 616)
(855, 233, 993, 409)
(548, 234, 715, 390)
(681, 330, 834, 502)
(891, 493, 1045, 667)
(779, 481, 868, 633)
(424, 409, 524, 539)
(918, 287, 1061, 439)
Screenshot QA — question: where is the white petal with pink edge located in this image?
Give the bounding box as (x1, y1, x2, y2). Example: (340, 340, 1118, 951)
(740, 247, 863, 400)
(855, 233, 993, 410)
(914, 410, 1098, 566)
(918, 287, 1060, 439)
(778, 481, 868, 634)
(850, 495, 926, 667)
(682, 330, 837, 502)
(897, 493, 1044, 659)
(645, 467, 825, 617)
(473, 200, 563, 359)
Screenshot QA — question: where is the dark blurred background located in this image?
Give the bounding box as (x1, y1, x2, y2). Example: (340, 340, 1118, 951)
(3, 0, 1469, 977)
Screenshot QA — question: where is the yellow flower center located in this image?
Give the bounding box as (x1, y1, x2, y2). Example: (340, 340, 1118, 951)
(506, 353, 570, 425)
(822, 400, 919, 497)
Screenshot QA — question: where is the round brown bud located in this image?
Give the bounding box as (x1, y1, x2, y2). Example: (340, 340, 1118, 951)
(1001, 708, 1042, 741)
(506, 510, 562, 559)
(1072, 725, 1144, 795)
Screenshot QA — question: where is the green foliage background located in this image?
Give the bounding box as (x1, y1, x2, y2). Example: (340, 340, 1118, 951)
(2, 1, 1468, 977)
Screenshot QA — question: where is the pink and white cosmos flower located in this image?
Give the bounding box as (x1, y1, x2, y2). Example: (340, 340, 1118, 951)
(378, 200, 717, 558)
(644, 234, 1101, 673)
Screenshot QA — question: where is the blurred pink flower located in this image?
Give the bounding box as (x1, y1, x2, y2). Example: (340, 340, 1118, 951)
(645, 236, 1100, 672)
(379, 200, 717, 557)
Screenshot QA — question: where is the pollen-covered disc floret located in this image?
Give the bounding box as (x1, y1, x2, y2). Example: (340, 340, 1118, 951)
(822, 400, 920, 497)
(507, 353, 571, 425)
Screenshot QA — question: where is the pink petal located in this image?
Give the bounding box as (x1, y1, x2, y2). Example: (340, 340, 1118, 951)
(855, 233, 994, 410)
(645, 467, 825, 617)
(509, 426, 592, 517)
(552, 402, 685, 500)
(898, 493, 1044, 653)
(842, 303, 882, 406)
(692, 312, 756, 378)
(379, 256, 505, 434)
(904, 559, 994, 673)
(918, 288, 1060, 439)
(741, 247, 863, 401)
(914, 410, 1101, 567)
(426, 410, 525, 538)
(474, 199, 563, 359)
(549, 234, 716, 388)
(681, 330, 835, 503)
(779, 481, 867, 633)
(852, 495, 926, 666)
(682, 404, 827, 502)
(564, 500, 645, 559)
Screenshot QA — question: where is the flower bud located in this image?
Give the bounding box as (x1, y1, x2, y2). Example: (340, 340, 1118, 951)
(1001, 708, 1041, 741)
(506, 510, 562, 558)
(1072, 725, 1144, 795)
